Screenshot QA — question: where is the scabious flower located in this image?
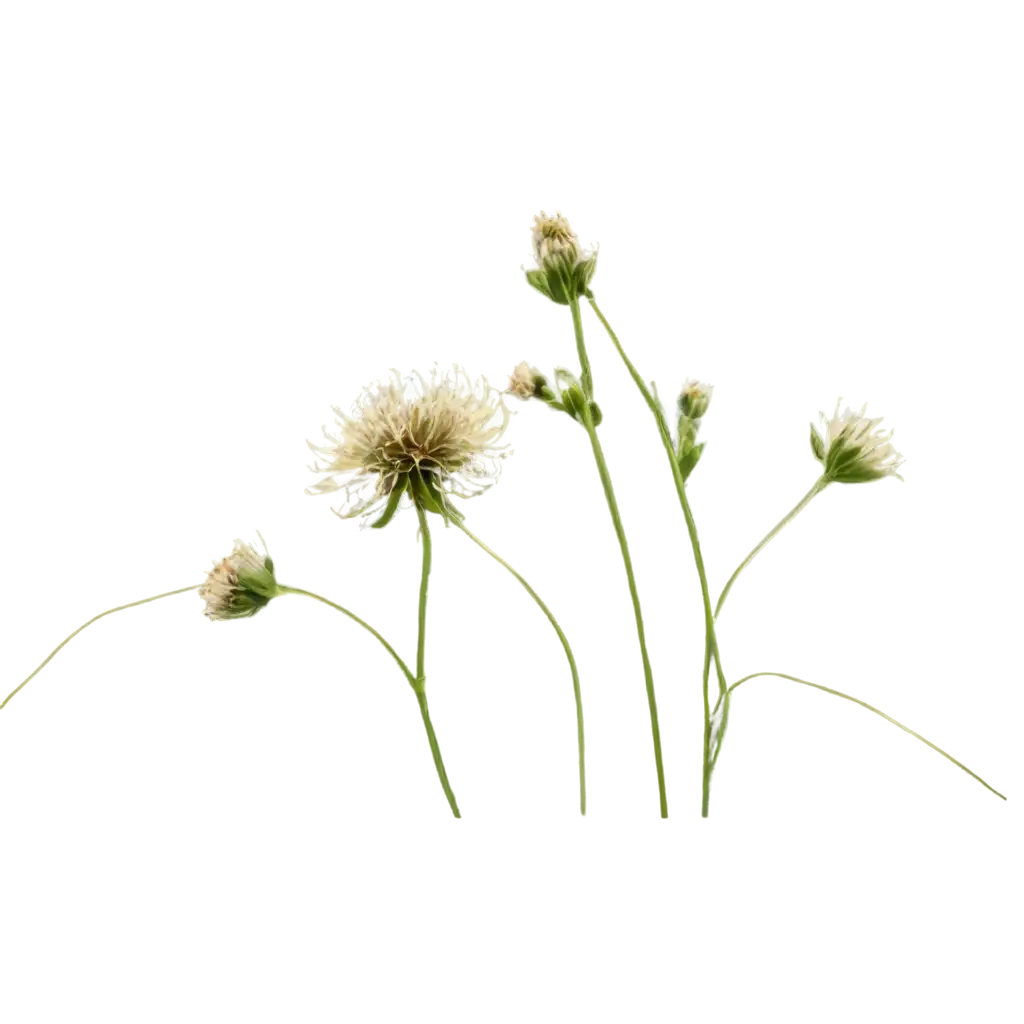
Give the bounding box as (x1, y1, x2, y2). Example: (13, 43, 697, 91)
(307, 366, 511, 525)
(200, 538, 279, 621)
(507, 361, 547, 401)
(503, 358, 598, 425)
(525, 211, 598, 305)
(811, 400, 905, 483)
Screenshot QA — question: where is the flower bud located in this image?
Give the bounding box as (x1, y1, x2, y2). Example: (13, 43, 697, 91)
(199, 537, 280, 621)
(507, 361, 547, 401)
(524, 211, 599, 305)
(560, 383, 587, 423)
(678, 379, 713, 420)
(811, 400, 905, 484)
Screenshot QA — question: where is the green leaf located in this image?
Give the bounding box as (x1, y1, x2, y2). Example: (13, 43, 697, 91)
(574, 252, 598, 294)
(369, 475, 408, 529)
(525, 268, 551, 298)
(809, 424, 826, 463)
(679, 441, 706, 482)
(561, 384, 586, 423)
(409, 469, 467, 522)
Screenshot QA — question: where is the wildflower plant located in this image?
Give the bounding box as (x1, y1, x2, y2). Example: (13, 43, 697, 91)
(521, 211, 666, 816)
(308, 365, 587, 815)
(516, 207, 1003, 823)
(0, 210, 1004, 820)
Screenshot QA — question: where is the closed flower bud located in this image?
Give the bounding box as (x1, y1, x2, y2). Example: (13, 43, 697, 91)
(524, 211, 599, 305)
(679, 379, 713, 420)
(561, 385, 593, 423)
(507, 362, 540, 397)
(532, 210, 579, 267)
(200, 537, 279, 621)
(507, 361, 547, 401)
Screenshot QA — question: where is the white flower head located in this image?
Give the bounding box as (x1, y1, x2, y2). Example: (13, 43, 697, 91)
(811, 399, 905, 483)
(200, 536, 279, 621)
(307, 366, 511, 525)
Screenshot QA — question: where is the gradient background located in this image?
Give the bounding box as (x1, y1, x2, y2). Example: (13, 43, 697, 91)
(1, 2, 1020, 1020)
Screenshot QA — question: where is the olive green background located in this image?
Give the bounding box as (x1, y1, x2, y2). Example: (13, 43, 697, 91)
(2, 9, 1024, 1024)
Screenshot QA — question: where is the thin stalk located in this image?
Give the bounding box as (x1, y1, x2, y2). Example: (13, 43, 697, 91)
(453, 519, 586, 815)
(570, 293, 667, 817)
(1, 585, 200, 710)
(411, 504, 460, 817)
(278, 578, 460, 817)
(277, 585, 416, 686)
(725, 671, 1006, 801)
(715, 476, 830, 621)
(416, 504, 432, 685)
(704, 483, 831, 786)
(587, 295, 729, 818)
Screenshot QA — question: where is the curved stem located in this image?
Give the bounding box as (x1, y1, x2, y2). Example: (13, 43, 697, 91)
(570, 294, 667, 817)
(453, 519, 586, 816)
(281, 578, 459, 818)
(715, 476, 830, 621)
(277, 585, 416, 686)
(1, 584, 201, 710)
(726, 671, 1006, 801)
(587, 295, 728, 818)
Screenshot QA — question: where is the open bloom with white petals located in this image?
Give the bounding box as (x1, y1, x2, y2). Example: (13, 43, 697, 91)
(811, 400, 905, 483)
(532, 211, 580, 267)
(200, 537, 279, 621)
(307, 366, 511, 524)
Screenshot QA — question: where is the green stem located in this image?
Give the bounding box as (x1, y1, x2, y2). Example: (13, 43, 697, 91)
(1, 584, 201, 710)
(277, 585, 416, 686)
(587, 295, 728, 818)
(570, 293, 667, 817)
(702, 477, 830, 788)
(726, 671, 1007, 801)
(453, 519, 586, 816)
(415, 504, 432, 685)
(278, 577, 458, 823)
(715, 476, 830, 621)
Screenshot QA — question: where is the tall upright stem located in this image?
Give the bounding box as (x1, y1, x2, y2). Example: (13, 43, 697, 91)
(587, 295, 729, 817)
(569, 294, 667, 817)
